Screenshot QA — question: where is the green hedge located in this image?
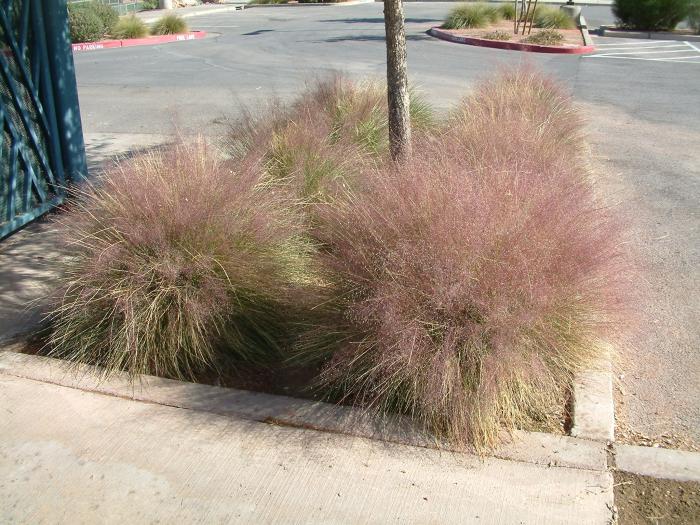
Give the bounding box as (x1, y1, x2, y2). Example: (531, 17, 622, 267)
(613, 0, 694, 31)
(67, 6, 106, 43)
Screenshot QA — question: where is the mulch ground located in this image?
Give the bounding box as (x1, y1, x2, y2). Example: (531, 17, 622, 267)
(615, 472, 700, 524)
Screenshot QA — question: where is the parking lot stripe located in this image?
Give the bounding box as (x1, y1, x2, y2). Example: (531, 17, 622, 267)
(594, 41, 668, 47)
(661, 56, 700, 60)
(586, 55, 700, 64)
(595, 48, 691, 56)
(592, 44, 686, 51)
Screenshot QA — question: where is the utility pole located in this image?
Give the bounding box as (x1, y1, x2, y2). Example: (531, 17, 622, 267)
(383, 0, 411, 162)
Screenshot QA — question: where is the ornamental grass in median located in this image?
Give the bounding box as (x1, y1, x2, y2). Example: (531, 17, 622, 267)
(297, 69, 633, 450)
(533, 6, 576, 30)
(49, 138, 312, 380)
(226, 75, 434, 204)
(442, 3, 502, 30)
(50, 70, 633, 451)
(112, 15, 149, 40)
(151, 14, 189, 35)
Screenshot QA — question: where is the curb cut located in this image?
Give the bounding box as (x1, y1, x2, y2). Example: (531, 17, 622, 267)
(428, 27, 596, 55)
(71, 31, 207, 52)
(0, 349, 608, 472)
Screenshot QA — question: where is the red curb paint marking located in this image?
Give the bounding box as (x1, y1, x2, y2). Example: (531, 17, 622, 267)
(429, 27, 595, 55)
(72, 31, 207, 52)
(71, 40, 121, 52)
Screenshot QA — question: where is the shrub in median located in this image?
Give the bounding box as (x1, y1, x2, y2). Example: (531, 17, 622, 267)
(49, 138, 310, 380)
(613, 0, 694, 31)
(112, 15, 150, 39)
(523, 29, 565, 45)
(442, 3, 502, 30)
(67, 6, 106, 43)
(300, 69, 632, 450)
(151, 14, 189, 35)
(482, 30, 512, 41)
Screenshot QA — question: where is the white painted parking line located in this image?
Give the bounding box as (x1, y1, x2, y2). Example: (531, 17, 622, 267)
(587, 55, 700, 64)
(661, 56, 700, 60)
(592, 44, 688, 52)
(587, 40, 700, 64)
(596, 48, 696, 56)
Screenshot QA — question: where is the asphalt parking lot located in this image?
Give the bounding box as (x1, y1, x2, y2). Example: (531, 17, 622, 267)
(73, 3, 700, 447)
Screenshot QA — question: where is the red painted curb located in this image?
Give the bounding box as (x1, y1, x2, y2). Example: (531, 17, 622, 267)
(71, 40, 122, 52)
(429, 27, 595, 55)
(72, 31, 207, 52)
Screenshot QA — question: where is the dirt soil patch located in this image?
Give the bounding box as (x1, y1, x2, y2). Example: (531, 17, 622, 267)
(442, 20, 585, 47)
(615, 471, 700, 524)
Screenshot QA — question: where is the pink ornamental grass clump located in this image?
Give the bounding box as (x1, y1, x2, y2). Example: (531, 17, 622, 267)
(49, 138, 311, 379)
(306, 70, 633, 449)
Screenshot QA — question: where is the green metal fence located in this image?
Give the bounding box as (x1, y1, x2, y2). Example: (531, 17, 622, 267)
(0, 0, 87, 239)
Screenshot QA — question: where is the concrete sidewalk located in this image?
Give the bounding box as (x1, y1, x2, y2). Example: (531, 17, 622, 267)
(0, 369, 613, 524)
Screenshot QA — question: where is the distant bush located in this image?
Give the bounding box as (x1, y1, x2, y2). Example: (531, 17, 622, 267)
(112, 14, 149, 39)
(688, 0, 700, 33)
(482, 29, 512, 40)
(442, 3, 502, 30)
(49, 138, 309, 380)
(533, 6, 576, 29)
(524, 29, 565, 45)
(141, 0, 159, 9)
(68, 1, 118, 36)
(67, 6, 105, 43)
(151, 14, 189, 35)
(88, 1, 119, 34)
(613, 0, 693, 31)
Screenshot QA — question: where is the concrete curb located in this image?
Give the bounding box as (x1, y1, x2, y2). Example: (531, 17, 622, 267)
(570, 369, 615, 442)
(613, 443, 700, 483)
(0, 349, 608, 472)
(598, 26, 700, 42)
(428, 27, 596, 55)
(71, 31, 207, 52)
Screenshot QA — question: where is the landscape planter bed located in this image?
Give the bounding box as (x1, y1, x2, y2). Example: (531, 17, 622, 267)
(72, 31, 207, 52)
(429, 21, 595, 55)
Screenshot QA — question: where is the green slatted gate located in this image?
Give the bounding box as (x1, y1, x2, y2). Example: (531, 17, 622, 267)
(1, 0, 87, 239)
